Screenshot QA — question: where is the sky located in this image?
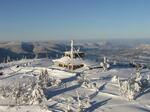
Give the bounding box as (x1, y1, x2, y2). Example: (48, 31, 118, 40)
(0, 0, 150, 41)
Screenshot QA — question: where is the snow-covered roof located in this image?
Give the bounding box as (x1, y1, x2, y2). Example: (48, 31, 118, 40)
(52, 56, 97, 67)
(52, 56, 85, 65)
(64, 51, 84, 54)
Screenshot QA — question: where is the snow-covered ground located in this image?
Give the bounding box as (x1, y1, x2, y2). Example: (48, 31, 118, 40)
(0, 58, 150, 112)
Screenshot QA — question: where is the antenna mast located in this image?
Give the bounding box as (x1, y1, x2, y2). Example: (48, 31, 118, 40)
(71, 40, 74, 71)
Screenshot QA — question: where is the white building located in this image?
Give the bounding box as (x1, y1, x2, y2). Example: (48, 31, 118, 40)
(52, 40, 86, 70)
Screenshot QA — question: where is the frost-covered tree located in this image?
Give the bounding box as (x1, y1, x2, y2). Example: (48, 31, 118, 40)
(38, 69, 51, 88)
(77, 74, 99, 91)
(65, 97, 73, 112)
(119, 70, 150, 101)
(111, 75, 120, 84)
(135, 70, 142, 82)
(77, 74, 90, 85)
(0, 86, 12, 98)
(11, 83, 23, 105)
(10, 81, 46, 105)
(76, 91, 91, 112)
(29, 83, 45, 105)
(38, 69, 62, 88)
(6, 56, 11, 63)
(147, 75, 150, 80)
(100, 56, 110, 71)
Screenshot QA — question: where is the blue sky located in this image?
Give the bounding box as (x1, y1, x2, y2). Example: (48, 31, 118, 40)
(0, 0, 150, 41)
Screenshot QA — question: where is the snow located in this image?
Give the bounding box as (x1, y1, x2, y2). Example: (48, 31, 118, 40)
(0, 106, 52, 112)
(0, 58, 150, 112)
(53, 56, 85, 65)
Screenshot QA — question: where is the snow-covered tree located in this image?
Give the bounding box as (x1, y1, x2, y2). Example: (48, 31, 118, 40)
(111, 75, 120, 84)
(0, 86, 11, 98)
(11, 83, 23, 105)
(100, 56, 110, 71)
(10, 81, 46, 106)
(135, 70, 142, 82)
(77, 74, 99, 91)
(6, 56, 11, 63)
(38, 69, 51, 88)
(76, 90, 91, 112)
(77, 74, 89, 85)
(29, 83, 45, 105)
(147, 74, 150, 81)
(65, 97, 73, 112)
(119, 70, 150, 101)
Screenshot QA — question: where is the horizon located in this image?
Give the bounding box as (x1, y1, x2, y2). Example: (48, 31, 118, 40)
(1, 38, 150, 44)
(0, 0, 150, 41)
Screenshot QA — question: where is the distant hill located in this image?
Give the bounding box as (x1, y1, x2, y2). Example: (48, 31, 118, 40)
(116, 44, 150, 63)
(1, 41, 150, 63)
(0, 41, 68, 62)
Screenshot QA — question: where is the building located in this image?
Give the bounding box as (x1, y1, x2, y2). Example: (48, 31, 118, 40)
(52, 40, 85, 70)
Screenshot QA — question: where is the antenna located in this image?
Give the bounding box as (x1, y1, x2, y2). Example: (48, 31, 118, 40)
(77, 47, 80, 51)
(71, 40, 74, 71)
